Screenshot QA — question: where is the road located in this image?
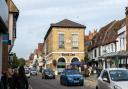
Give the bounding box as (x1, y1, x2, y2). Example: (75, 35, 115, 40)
(28, 75, 95, 89)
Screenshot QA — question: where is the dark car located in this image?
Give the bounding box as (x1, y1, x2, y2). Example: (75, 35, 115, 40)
(60, 69, 84, 86)
(42, 69, 55, 79)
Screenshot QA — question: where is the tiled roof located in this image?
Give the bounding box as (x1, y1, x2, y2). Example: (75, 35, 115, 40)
(44, 19, 86, 40)
(7, 0, 19, 19)
(88, 19, 125, 51)
(51, 19, 86, 28)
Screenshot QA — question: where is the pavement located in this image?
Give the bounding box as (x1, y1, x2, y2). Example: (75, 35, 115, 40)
(85, 74, 97, 88)
(28, 74, 97, 89)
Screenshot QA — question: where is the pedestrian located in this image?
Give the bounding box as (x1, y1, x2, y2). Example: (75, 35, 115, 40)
(12, 68, 18, 89)
(16, 66, 28, 89)
(7, 68, 14, 89)
(1, 71, 8, 89)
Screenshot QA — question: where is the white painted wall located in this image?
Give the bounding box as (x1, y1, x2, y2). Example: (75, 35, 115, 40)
(117, 26, 126, 51)
(9, 14, 13, 44)
(88, 42, 117, 61)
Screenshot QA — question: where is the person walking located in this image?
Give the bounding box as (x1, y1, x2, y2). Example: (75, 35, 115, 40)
(7, 68, 14, 89)
(1, 71, 8, 89)
(16, 66, 28, 89)
(12, 69, 18, 89)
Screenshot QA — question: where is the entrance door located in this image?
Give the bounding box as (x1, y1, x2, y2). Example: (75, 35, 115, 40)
(57, 58, 66, 74)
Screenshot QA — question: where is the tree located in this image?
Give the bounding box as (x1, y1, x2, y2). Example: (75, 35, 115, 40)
(11, 53, 19, 68)
(18, 58, 26, 66)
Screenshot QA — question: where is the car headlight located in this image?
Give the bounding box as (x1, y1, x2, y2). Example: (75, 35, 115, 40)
(114, 85, 122, 89)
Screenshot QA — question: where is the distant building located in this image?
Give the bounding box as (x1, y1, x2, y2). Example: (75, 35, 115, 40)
(84, 30, 97, 60)
(31, 43, 44, 71)
(44, 19, 86, 74)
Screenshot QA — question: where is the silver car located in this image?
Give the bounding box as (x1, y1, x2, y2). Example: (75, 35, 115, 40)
(96, 68, 128, 89)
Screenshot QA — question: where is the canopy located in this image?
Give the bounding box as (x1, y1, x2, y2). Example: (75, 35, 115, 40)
(70, 61, 81, 66)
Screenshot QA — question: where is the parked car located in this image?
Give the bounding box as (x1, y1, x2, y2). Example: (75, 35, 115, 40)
(96, 68, 128, 89)
(42, 69, 55, 79)
(60, 69, 84, 86)
(30, 68, 37, 76)
(25, 68, 30, 78)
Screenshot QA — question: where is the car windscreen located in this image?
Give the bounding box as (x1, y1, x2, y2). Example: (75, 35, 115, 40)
(31, 69, 36, 71)
(25, 70, 29, 74)
(109, 70, 128, 81)
(65, 70, 80, 75)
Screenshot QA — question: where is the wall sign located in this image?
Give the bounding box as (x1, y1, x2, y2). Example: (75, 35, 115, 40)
(62, 53, 75, 56)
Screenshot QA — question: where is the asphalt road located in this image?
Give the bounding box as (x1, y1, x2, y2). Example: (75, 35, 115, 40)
(28, 75, 95, 89)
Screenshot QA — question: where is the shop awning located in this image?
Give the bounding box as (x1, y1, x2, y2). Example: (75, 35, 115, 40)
(99, 51, 128, 58)
(70, 61, 81, 66)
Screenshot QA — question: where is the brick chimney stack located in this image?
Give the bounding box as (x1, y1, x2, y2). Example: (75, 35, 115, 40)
(126, 7, 128, 50)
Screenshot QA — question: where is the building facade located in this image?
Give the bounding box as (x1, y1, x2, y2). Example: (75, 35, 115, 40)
(0, 0, 8, 73)
(44, 19, 86, 74)
(0, 0, 19, 72)
(88, 18, 128, 69)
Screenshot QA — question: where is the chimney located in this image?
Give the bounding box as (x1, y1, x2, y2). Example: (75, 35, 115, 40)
(126, 7, 128, 50)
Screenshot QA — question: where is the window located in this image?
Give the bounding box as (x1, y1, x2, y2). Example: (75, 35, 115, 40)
(102, 71, 110, 82)
(122, 37, 125, 49)
(94, 49, 97, 57)
(72, 34, 78, 49)
(59, 33, 64, 48)
(99, 47, 101, 56)
(111, 44, 113, 52)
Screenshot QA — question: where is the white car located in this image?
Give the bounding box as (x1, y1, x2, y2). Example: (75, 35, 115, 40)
(25, 68, 30, 78)
(96, 68, 128, 89)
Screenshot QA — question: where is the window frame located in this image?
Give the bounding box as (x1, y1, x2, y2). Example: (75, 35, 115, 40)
(58, 33, 65, 49)
(72, 33, 79, 49)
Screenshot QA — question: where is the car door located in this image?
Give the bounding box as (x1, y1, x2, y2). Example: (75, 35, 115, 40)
(98, 70, 111, 89)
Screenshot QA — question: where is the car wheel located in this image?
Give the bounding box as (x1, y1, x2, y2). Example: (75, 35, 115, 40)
(60, 80, 63, 85)
(42, 76, 44, 79)
(96, 86, 98, 89)
(80, 83, 84, 86)
(53, 76, 55, 79)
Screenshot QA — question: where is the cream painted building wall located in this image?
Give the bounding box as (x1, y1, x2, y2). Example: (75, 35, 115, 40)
(45, 27, 85, 74)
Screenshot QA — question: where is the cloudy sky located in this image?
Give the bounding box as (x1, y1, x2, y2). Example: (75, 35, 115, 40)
(12, 0, 127, 59)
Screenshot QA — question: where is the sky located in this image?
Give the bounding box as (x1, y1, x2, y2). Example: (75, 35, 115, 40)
(12, 0, 128, 59)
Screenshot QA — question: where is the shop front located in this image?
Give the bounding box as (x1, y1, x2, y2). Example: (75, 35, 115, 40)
(46, 52, 84, 75)
(99, 51, 128, 69)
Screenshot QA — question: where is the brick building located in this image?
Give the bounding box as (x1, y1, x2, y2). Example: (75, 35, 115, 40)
(44, 19, 86, 74)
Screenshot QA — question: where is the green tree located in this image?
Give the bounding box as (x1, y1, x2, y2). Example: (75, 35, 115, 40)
(11, 53, 19, 68)
(18, 58, 26, 66)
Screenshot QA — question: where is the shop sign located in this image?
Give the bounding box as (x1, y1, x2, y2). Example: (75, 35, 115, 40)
(62, 53, 75, 56)
(2, 33, 9, 44)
